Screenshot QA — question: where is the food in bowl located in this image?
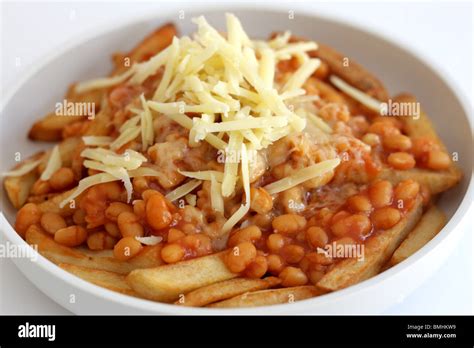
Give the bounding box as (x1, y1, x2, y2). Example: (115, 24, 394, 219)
(2, 13, 462, 308)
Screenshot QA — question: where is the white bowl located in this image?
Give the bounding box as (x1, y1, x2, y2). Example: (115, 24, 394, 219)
(1, 6, 472, 315)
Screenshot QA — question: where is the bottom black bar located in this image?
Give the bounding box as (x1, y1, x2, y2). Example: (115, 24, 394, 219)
(1, 315, 473, 346)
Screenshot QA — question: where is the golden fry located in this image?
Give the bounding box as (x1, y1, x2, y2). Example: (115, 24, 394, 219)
(317, 198, 423, 291)
(127, 252, 237, 302)
(59, 263, 138, 297)
(176, 277, 281, 307)
(208, 286, 325, 308)
(389, 205, 446, 266)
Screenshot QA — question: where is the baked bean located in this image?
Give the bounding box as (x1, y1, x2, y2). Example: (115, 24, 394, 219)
(167, 228, 185, 243)
(411, 137, 437, 158)
(309, 269, 325, 285)
(299, 256, 311, 273)
(306, 252, 333, 265)
(87, 231, 116, 250)
(369, 180, 393, 208)
(40, 212, 66, 235)
(105, 202, 133, 222)
(104, 222, 121, 238)
(146, 193, 172, 230)
(383, 133, 412, 151)
(280, 244, 305, 264)
(279, 266, 308, 287)
(309, 208, 334, 228)
(244, 255, 268, 278)
(31, 180, 51, 195)
(133, 200, 146, 218)
(49, 167, 75, 191)
(305, 226, 328, 249)
(266, 233, 286, 252)
(272, 214, 306, 235)
(331, 214, 371, 238)
(267, 254, 285, 274)
(72, 209, 86, 225)
(280, 186, 305, 214)
(117, 211, 144, 237)
(347, 195, 372, 213)
(193, 234, 212, 256)
(228, 225, 262, 247)
(361, 133, 380, 147)
(250, 187, 273, 214)
(426, 150, 451, 170)
(296, 231, 306, 243)
(387, 152, 416, 170)
(367, 121, 399, 137)
(371, 207, 401, 229)
(54, 225, 87, 247)
(142, 189, 159, 201)
(250, 213, 272, 229)
(15, 203, 41, 237)
(181, 234, 201, 250)
(394, 179, 420, 203)
(161, 243, 185, 263)
(331, 210, 351, 224)
(133, 177, 149, 194)
(225, 241, 257, 273)
(113, 237, 143, 261)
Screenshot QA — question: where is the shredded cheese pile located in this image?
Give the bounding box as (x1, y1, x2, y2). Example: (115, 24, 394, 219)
(68, 14, 346, 232)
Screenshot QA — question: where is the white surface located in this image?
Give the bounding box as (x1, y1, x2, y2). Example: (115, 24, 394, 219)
(0, 1, 472, 315)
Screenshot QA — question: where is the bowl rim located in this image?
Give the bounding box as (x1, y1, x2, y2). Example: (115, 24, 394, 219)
(1, 3, 473, 315)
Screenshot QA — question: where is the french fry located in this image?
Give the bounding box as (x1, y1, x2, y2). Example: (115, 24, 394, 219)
(378, 167, 461, 195)
(3, 152, 44, 209)
(389, 205, 446, 266)
(126, 252, 237, 302)
(317, 197, 423, 291)
(208, 286, 325, 308)
(390, 93, 462, 193)
(57, 137, 82, 167)
(176, 277, 281, 307)
(311, 42, 389, 101)
(25, 225, 162, 274)
(37, 188, 78, 217)
(112, 23, 177, 74)
(59, 263, 138, 297)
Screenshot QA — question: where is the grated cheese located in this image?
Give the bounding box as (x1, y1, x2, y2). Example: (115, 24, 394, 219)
(135, 235, 163, 246)
(222, 143, 250, 234)
(210, 173, 224, 214)
(40, 145, 62, 181)
(264, 158, 341, 195)
(2, 159, 42, 177)
(179, 170, 225, 182)
(82, 136, 114, 146)
(329, 75, 382, 112)
(185, 194, 197, 206)
(165, 179, 202, 202)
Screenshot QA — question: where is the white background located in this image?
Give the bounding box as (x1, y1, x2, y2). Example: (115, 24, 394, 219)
(0, 0, 472, 314)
